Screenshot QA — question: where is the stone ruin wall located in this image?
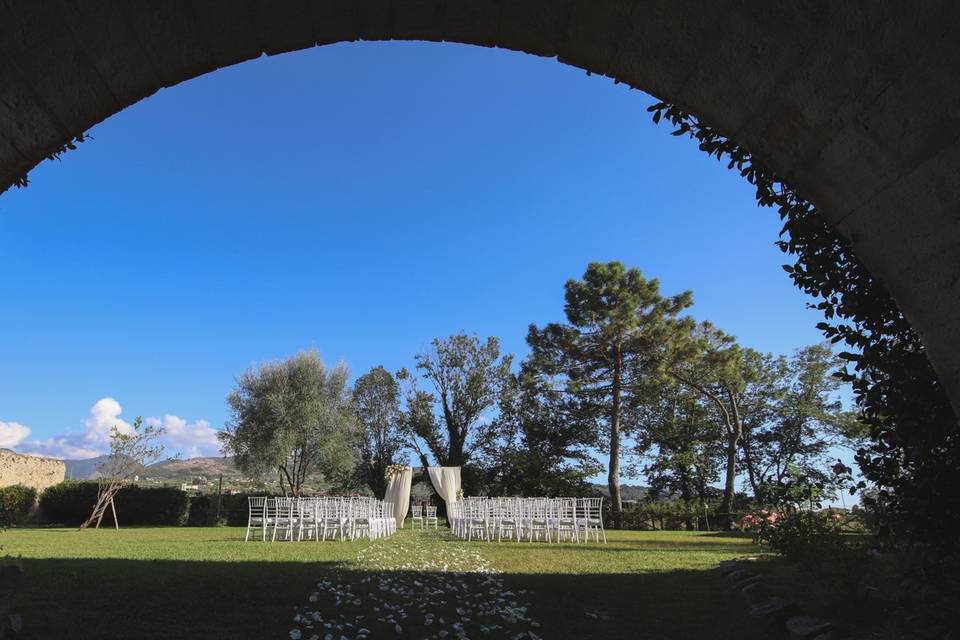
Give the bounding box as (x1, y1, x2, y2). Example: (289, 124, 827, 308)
(0, 449, 66, 493)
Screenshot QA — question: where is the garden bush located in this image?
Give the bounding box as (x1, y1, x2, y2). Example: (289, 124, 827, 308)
(737, 509, 845, 560)
(185, 494, 215, 526)
(39, 481, 98, 524)
(0, 485, 37, 526)
(607, 500, 726, 531)
(211, 493, 265, 526)
(184, 494, 241, 526)
(40, 482, 189, 526)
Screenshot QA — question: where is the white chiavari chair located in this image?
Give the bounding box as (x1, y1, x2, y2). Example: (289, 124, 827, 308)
(245, 496, 267, 542)
(553, 497, 579, 543)
(272, 497, 296, 541)
(297, 497, 318, 541)
(410, 504, 424, 529)
(583, 497, 607, 543)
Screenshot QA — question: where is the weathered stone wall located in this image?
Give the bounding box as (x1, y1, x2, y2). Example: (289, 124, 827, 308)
(0, 449, 66, 494)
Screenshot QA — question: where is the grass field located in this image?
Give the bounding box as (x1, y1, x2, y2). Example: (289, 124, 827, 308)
(6, 526, 767, 639)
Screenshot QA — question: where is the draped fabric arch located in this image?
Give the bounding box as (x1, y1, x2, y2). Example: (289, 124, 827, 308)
(427, 467, 462, 507)
(384, 465, 461, 529)
(384, 466, 412, 529)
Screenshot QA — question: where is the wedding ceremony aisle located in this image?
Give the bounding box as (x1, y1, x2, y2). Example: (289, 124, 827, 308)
(9, 526, 767, 639)
(288, 527, 767, 640)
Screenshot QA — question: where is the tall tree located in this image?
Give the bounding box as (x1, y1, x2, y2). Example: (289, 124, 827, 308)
(528, 262, 692, 528)
(739, 343, 859, 504)
(399, 333, 512, 467)
(352, 365, 404, 499)
(635, 380, 723, 513)
(476, 366, 601, 497)
(667, 322, 766, 523)
(219, 351, 355, 497)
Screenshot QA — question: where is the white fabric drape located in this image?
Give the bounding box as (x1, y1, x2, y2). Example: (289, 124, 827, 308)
(427, 466, 461, 505)
(384, 466, 412, 529)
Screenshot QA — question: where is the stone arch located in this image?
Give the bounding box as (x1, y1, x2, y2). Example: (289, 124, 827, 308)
(1, 1, 958, 411)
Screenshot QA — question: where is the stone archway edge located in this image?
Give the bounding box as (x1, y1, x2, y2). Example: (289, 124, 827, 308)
(1, 1, 958, 411)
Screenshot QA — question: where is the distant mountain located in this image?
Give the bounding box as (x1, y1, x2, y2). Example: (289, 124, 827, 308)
(64, 456, 110, 480)
(590, 483, 649, 501)
(143, 456, 240, 481)
(63, 455, 239, 482)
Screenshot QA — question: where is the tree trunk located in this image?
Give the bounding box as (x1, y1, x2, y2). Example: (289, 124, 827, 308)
(609, 345, 624, 529)
(448, 434, 464, 467)
(718, 389, 744, 529)
(678, 463, 694, 530)
(719, 421, 742, 528)
(741, 435, 762, 502)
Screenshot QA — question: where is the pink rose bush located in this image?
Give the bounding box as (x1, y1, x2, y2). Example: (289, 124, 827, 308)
(737, 507, 849, 554)
(736, 508, 785, 545)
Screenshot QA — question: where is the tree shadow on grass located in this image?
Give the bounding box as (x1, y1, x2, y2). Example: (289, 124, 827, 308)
(17, 557, 767, 640)
(467, 541, 756, 554)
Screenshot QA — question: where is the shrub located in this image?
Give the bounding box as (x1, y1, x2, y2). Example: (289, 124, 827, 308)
(737, 508, 843, 559)
(0, 485, 37, 526)
(611, 500, 724, 531)
(119, 486, 190, 526)
(39, 482, 189, 526)
(219, 493, 272, 526)
(185, 494, 234, 527)
(38, 481, 98, 524)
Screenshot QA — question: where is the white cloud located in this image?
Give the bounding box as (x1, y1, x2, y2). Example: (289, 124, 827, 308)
(17, 437, 102, 460)
(10, 398, 221, 460)
(0, 421, 31, 448)
(82, 397, 132, 445)
(146, 414, 222, 459)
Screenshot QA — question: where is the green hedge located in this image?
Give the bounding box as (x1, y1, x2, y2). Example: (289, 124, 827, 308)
(0, 485, 38, 525)
(39, 481, 190, 526)
(185, 494, 215, 526)
(182, 493, 252, 526)
(219, 493, 272, 526)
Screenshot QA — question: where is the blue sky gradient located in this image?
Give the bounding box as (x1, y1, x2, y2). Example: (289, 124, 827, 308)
(0, 42, 837, 474)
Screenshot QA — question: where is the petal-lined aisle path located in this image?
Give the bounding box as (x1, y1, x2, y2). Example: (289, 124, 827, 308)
(289, 529, 542, 640)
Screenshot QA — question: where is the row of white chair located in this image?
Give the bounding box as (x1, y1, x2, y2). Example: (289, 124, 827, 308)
(449, 497, 606, 543)
(245, 496, 396, 542)
(409, 504, 439, 529)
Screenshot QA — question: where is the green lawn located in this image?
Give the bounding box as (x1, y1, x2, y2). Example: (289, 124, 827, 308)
(6, 526, 766, 639)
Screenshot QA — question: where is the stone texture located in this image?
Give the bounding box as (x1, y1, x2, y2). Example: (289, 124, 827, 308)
(731, 572, 761, 589)
(0, 449, 66, 494)
(718, 559, 742, 575)
(0, 0, 959, 416)
(739, 581, 767, 605)
(786, 616, 834, 640)
(727, 569, 757, 585)
(749, 597, 802, 626)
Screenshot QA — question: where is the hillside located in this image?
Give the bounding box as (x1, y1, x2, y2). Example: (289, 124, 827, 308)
(63, 455, 240, 483)
(64, 456, 113, 480)
(143, 456, 241, 481)
(590, 483, 649, 501)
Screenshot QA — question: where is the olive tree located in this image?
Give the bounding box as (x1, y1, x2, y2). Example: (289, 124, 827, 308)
(219, 350, 355, 497)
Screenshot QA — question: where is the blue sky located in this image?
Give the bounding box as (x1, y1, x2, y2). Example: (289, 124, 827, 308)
(0, 41, 837, 475)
